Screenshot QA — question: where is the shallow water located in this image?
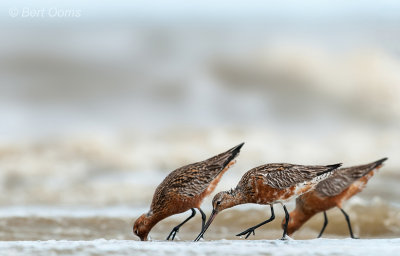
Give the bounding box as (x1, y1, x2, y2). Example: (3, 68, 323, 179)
(0, 199, 399, 242)
(1, 239, 399, 256)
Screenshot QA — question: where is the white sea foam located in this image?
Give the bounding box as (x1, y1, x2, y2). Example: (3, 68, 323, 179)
(0, 239, 399, 256)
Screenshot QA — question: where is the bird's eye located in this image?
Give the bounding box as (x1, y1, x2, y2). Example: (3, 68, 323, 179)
(216, 201, 221, 205)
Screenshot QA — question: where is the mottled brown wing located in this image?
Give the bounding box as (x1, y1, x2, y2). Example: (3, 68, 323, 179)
(158, 163, 223, 197)
(241, 163, 341, 190)
(344, 157, 387, 180)
(316, 158, 387, 197)
(150, 143, 244, 210)
(314, 171, 353, 197)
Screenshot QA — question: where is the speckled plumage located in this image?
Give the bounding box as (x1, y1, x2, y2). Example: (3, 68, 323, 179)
(151, 147, 241, 211)
(195, 162, 341, 241)
(133, 143, 244, 241)
(315, 158, 387, 197)
(237, 163, 341, 197)
(286, 158, 387, 238)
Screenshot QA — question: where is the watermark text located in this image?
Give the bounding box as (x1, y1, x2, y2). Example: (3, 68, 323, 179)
(9, 7, 81, 18)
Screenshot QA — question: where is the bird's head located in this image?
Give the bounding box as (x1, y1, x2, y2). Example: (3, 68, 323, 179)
(133, 213, 151, 241)
(212, 190, 237, 213)
(194, 189, 239, 241)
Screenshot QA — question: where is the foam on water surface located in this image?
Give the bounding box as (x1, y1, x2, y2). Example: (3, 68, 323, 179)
(0, 239, 399, 256)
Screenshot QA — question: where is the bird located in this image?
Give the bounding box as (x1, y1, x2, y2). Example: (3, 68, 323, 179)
(284, 157, 387, 238)
(194, 162, 342, 241)
(133, 142, 244, 241)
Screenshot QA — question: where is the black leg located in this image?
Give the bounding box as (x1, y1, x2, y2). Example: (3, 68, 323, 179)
(166, 208, 196, 240)
(339, 208, 357, 239)
(236, 205, 275, 239)
(281, 204, 290, 240)
(197, 208, 207, 240)
(318, 211, 328, 238)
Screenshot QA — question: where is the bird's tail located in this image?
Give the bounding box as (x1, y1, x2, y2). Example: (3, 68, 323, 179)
(322, 158, 387, 181)
(208, 142, 245, 168)
(223, 142, 245, 167)
(309, 163, 342, 184)
(371, 157, 388, 169)
(318, 163, 343, 176)
(349, 157, 388, 178)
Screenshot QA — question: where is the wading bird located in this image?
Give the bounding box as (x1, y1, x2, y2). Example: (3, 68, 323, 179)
(133, 143, 244, 241)
(284, 158, 387, 238)
(194, 162, 341, 241)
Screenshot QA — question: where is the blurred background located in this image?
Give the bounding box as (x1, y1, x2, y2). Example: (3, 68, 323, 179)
(0, 0, 399, 241)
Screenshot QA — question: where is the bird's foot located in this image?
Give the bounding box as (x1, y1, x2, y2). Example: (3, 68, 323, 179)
(280, 234, 292, 241)
(166, 227, 180, 241)
(236, 228, 256, 239)
(195, 235, 205, 241)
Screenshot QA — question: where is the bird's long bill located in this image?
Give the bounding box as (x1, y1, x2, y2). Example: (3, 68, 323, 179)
(194, 209, 218, 242)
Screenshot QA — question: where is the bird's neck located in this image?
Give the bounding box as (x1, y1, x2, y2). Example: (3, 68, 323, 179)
(286, 207, 316, 236)
(142, 212, 165, 240)
(223, 189, 247, 210)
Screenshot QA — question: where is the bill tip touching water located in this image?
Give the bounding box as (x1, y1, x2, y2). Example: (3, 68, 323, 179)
(131, 140, 388, 243)
(133, 142, 244, 241)
(194, 162, 343, 241)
